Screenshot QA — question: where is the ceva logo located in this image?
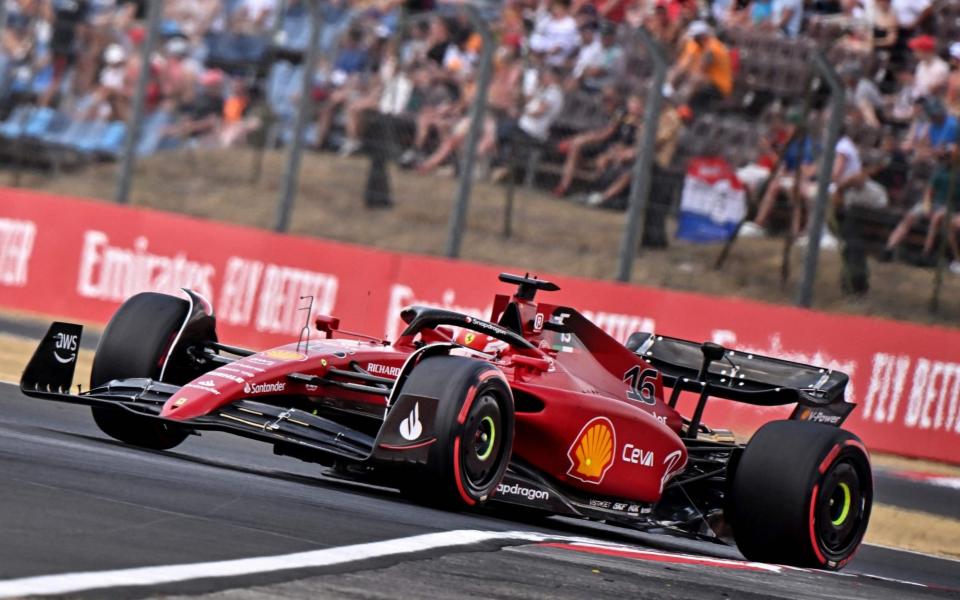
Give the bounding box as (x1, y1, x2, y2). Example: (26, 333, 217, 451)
(567, 416, 616, 484)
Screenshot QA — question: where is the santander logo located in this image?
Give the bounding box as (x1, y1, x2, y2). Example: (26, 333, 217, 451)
(243, 381, 286, 395)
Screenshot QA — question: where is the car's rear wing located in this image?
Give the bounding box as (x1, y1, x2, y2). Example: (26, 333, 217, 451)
(626, 332, 855, 429)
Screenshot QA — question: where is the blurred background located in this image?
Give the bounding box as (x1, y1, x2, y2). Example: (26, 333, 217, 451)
(1, 0, 959, 325)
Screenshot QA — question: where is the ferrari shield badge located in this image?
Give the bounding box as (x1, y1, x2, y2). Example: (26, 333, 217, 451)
(567, 416, 616, 484)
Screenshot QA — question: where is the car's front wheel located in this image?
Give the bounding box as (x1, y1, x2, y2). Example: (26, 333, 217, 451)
(398, 355, 515, 508)
(90, 292, 194, 450)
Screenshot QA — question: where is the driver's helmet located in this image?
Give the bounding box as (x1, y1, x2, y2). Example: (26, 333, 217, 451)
(456, 329, 491, 350)
(455, 329, 506, 353)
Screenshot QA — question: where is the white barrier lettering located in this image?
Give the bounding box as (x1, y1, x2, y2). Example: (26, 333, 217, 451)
(582, 311, 655, 344)
(219, 257, 264, 326)
(77, 231, 215, 302)
(863, 353, 911, 424)
(254, 265, 338, 335)
(0, 218, 35, 287)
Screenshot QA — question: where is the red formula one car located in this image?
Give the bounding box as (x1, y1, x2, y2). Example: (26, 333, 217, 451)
(21, 273, 872, 569)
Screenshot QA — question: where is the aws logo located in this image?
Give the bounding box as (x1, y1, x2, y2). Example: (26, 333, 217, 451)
(567, 416, 617, 484)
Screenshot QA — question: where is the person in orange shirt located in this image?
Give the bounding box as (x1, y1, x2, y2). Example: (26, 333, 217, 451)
(667, 21, 733, 112)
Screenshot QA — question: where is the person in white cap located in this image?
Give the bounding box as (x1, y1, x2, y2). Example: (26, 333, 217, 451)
(668, 21, 733, 112)
(157, 37, 200, 109)
(95, 44, 131, 121)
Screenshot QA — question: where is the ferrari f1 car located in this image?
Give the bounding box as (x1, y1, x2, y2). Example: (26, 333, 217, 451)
(20, 273, 871, 570)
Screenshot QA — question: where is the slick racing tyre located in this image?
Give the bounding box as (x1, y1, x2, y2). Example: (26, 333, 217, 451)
(728, 420, 872, 569)
(399, 356, 514, 508)
(90, 293, 193, 450)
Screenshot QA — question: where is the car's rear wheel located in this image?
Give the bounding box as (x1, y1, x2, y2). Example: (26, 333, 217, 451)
(728, 420, 872, 569)
(90, 292, 193, 450)
(398, 355, 514, 508)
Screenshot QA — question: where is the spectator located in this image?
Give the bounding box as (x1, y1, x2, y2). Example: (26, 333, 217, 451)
(727, 0, 774, 30)
(905, 97, 959, 162)
(155, 36, 199, 109)
(574, 0, 628, 24)
(163, 68, 225, 145)
(488, 65, 566, 179)
(741, 110, 818, 237)
(425, 16, 454, 67)
(644, 1, 682, 49)
(571, 22, 625, 91)
(95, 43, 131, 121)
(551, 87, 633, 197)
(503, 64, 565, 147)
(529, 0, 581, 66)
(945, 42, 960, 116)
(582, 100, 684, 212)
(231, 0, 279, 35)
(810, 0, 870, 43)
(417, 57, 563, 174)
(887, 68, 917, 124)
(799, 127, 888, 249)
(335, 42, 415, 157)
(947, 210, 960, 274)
(872, 0, 899, 51)
(315, 28, 374, 153)
(839, 61, 883, 127)
(910, 35, 949, 99)
(401, 66, 467, 167)
(829, 140, 891, 216)
(772, 0, 803, 37)
(735, 106, 792, 200)
(892, 0, 932, 41)
(882, 158, 960, 261)
(219, 77, 258, 147)
(667, 21, 733, 113)
(870, 128, 912, 201)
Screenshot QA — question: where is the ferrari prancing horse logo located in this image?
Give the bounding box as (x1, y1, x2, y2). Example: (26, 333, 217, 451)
(567, 417, 617, 484)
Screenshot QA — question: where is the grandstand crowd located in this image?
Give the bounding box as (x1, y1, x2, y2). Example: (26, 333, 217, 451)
(3, 0, 960, 275)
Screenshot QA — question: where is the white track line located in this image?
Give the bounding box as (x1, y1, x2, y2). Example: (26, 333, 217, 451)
(0, 529, 552, 598)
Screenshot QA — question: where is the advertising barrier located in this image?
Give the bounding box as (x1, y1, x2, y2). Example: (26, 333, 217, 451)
(1, 188, 959, 464)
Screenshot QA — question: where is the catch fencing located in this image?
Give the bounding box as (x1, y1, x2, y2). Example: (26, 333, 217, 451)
(0, 2, 957, 323)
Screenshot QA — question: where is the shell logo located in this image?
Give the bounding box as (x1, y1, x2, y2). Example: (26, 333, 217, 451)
(263, 349, 307, 361)
(566, 416, 617, 484)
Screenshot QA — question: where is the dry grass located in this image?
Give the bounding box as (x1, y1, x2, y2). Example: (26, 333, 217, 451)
(871, 453, 960, 478)
(866, 504, 960, 560)
(0, 333, 93, 386)
(11, 148, 960, 328)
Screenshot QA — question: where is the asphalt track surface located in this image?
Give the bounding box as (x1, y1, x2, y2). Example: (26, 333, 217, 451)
(0, 382, 958, 599)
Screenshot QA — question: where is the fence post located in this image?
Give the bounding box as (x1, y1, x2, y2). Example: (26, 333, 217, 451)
(930, 149, 960, 313)
(443, 6, 494, 259)
(795, 52, 844, 307)
(615, 27, 667, 283)
(274, 0, 323, 233)
(113, 0, 163, 205)
(249, 0, 289, 184)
